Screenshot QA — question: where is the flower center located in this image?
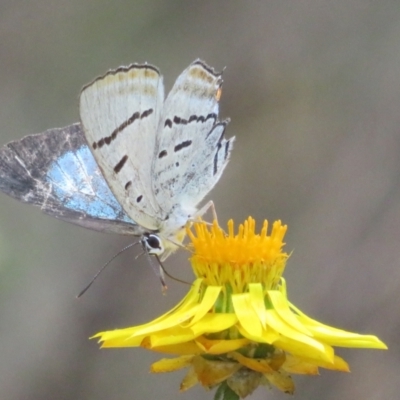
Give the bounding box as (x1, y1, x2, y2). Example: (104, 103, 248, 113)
(187, 218, 288, 292)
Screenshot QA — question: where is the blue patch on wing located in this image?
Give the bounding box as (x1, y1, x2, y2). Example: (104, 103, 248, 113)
(47, 146, 134, 224)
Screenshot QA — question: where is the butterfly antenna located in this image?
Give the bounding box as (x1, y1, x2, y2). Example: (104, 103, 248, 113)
(76, 241, 141, 298)
(135, 250, 145, 260)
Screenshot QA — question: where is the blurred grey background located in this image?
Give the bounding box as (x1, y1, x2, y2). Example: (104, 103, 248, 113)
(0, 1, 398, 399)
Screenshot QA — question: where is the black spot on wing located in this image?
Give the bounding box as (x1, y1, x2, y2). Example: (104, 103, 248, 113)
(174, 140, 192, 152)
(158, 150, 167, 159)
(136, 195, 143, 203)
(206, 119, 227, 140)
(125, 181, 132, 190)
(173, 116, 188, 125)
(224, 140, 230, 160)
(114, 155, 128, 173)
(214, 143, 222, 175)
(205, 113, 217, 122)
(164, 113, 216, 129)
(93, 138, 104, 149)
(93, 108, 153, 149)
(141, 109, 153, 118)
(211, 121, 231, 176)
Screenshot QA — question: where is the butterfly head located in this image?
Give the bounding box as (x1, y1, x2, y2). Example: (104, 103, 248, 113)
(141, 233, 165, 256)
(141, 222, 187, 261)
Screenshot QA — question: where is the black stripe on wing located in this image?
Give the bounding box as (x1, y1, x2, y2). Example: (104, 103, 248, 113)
(0, 123, 141, 235)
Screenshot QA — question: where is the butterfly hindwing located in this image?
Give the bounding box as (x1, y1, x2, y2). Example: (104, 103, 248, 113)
(80, 64, 165, 230)
(0, 124, 140, 234)
(177, 120, 234, 209)
(152, 60, 222, 211)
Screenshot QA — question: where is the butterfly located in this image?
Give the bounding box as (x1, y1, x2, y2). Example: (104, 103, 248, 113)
(0, 60, 234, 261)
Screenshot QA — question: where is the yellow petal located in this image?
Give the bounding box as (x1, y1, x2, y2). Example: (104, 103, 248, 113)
(265, 309, 332, 361)
(323, 355, 350, 372)
(236, 323, 279, 344)
(99, 334, 145, 347)
(92, 327, 139, 342)
(195, 336, 250, 354)
(144, 278, 203, 325)
(135, 279, 209, 335)
(151, 355, 194, 373)
(95, 279, 204, 345)
(149, 326, 196, 347)
(248, 283, 268, 328)
(131, 305, 200, 337)
(185, 286, 222, 327)
(294, 354, 350, 372)
(267, 290, 312, 335)
(142, 339, 202, 355)
(289, 303, 388, 349)
(232, 293, 263, 337)
(189, 313, 238, 336)
(274, 334, 335, 363)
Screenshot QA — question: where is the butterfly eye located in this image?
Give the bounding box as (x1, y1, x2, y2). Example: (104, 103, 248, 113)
(143, 234, 164, 256)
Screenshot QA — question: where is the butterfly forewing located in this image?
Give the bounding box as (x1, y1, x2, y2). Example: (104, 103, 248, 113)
(0, 124, 139, 234)
(80, 64, 164, 230)
(152, 60, 224, 213)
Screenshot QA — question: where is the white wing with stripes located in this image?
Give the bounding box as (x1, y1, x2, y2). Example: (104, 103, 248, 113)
(79, 64, 164, 230)
(152, 60, 233, 219)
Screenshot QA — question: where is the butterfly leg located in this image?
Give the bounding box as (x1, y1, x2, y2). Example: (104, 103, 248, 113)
(193, 200, 218, 224)
(192, 201, 229, 235)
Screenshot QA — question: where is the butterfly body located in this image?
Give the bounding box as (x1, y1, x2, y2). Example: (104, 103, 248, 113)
(0, 60, 234, 259)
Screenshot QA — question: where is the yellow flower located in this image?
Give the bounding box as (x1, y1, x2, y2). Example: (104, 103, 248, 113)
(93, 218, 387, 399)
